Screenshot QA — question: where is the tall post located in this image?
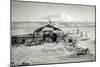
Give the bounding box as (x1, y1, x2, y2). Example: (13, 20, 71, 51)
(49, 19, 51, 24)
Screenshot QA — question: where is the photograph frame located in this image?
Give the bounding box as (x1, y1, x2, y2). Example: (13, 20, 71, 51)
(10, 0, 96, 67)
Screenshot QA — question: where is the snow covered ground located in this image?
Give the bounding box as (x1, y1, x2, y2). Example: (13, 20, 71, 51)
(11, 39, 95, 66)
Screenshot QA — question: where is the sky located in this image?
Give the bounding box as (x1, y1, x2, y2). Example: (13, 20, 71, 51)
(11, 1, 95, 23)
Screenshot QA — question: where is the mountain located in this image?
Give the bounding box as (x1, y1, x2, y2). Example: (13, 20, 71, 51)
(38, 13, 77, 22)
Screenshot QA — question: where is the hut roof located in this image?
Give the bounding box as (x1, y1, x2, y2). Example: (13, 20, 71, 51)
(35, 24, 62, 32)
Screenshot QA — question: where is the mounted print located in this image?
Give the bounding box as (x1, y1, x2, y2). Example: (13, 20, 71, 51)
(11, 0, 96, 66)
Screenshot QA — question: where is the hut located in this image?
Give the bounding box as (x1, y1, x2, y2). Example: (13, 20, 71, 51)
(33, 23, 63, 43)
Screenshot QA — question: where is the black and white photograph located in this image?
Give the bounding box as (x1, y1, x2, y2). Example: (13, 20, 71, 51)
(11, 0, 96, 66)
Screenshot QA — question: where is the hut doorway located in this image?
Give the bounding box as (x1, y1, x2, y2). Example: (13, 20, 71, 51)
(43, 31, 57, 42)
(52, 33, 57, 42)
